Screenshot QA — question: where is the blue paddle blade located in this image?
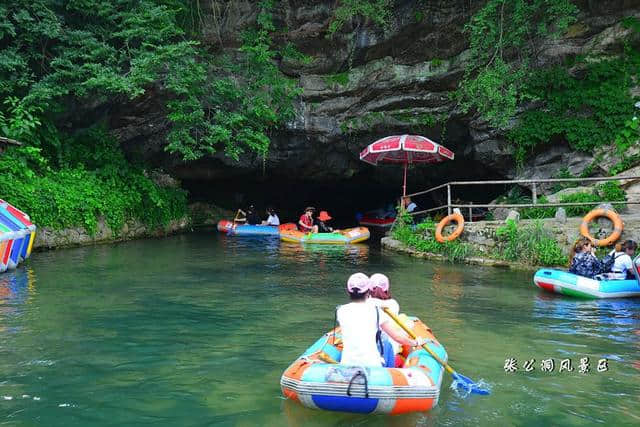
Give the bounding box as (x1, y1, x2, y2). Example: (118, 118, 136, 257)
(452, 372, 491, 395)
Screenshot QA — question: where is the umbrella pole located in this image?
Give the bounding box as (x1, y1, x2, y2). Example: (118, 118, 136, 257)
(402, 161, 407, 197)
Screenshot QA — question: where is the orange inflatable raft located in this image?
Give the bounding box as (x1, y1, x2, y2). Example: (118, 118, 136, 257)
(280, 227, 370, 244)
(281, 316, 446, 415)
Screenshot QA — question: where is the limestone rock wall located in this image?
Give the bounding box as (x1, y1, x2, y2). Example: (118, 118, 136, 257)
(107, 1, 640, 190)
(32, 202, 233, 250)
(33, 217, 191, 250)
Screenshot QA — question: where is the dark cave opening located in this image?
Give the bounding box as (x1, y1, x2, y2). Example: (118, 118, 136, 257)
(182, 158, 510, 227)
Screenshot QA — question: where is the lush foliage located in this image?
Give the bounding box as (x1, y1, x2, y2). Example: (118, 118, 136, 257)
(392, 214, 566, 266)
(0, 126, 187, 233)
(340, 109, 444, 134)
(495, 220, 566, 266)
(392, 215, 474, 262)
(165, 0, 302, 160)
(457, 0, 578, 129)
(459, 3, 639, 167)
(512, 182, 627, 219)
(508, 48, 640, 163)
(1, 0, 301, 162)
(0, 0, 306, 232)
(327, 0, 393, 36)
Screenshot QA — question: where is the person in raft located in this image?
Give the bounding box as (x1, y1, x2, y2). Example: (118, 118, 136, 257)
(368, 273, 403, 368)
(402, 196, 418, 213)
(261, 207, 280, 226)
(603, 240, 638, 280)
(568, 237, 603, 278)
(315, 210, 335, 233)
(337, 273, 425, 367)
(298, 206, 318, 233)
(245, 205, 261, 225)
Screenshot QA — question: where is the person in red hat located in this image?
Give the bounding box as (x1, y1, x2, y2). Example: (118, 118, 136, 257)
(298, 207, 318, 233)
(315, 210, 335, 233)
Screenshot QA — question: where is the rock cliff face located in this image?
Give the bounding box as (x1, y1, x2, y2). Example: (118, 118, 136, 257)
(112, 1, 640, 199)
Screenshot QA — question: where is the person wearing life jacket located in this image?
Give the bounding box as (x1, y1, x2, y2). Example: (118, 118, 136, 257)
(298, 206, 318, 233)
(337, 273, 425, 367)
(605, 240, 637, 280)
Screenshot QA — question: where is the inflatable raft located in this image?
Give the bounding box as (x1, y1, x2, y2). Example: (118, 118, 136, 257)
(280, 227, 370, 244)
(0, 200, 36, 273)
(358, 215, 395, 228)
(216, 220, 296, 236)
(0, 215, 28, 269)
(534, 269, 640, 299)
(0, 200, 36, 260)
(280, 316, 446, 415)
(0, 226, 18, 272)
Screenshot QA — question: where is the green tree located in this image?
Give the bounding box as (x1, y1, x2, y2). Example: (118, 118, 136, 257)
(457, 0, 578, 129)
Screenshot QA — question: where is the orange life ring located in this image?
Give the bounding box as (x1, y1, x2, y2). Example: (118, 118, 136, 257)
(435, 213, 464, 243)
(579, 208, 623, 247)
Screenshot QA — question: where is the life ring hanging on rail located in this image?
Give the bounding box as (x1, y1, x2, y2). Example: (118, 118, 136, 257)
(435, 213, 465, 243)
(579, 208, 623, 247)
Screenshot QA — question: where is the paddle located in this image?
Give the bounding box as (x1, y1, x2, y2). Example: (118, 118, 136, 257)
(382, 307, 490, 395)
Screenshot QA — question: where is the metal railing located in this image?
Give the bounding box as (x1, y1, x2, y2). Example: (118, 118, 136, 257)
(405, 175, 640, 222)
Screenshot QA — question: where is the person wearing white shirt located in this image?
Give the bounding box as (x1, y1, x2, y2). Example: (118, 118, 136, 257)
(262, 207, 280, 226)
(337, 273, 425, 367)
(608, 240, 637, 279)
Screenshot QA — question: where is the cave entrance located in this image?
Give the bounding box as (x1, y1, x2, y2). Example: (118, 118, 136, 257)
(183, 168, 507, 227)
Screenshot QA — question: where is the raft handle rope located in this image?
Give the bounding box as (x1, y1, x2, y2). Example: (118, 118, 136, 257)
(346, 369, 369, 399)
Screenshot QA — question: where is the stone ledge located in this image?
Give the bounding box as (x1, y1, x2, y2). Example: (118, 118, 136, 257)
(381, 237, 555, 272)
(33, 216, 191, 251)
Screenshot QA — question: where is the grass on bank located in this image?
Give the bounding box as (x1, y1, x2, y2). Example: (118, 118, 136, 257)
(393, 213, 567, 267)
(496, 182, 627, 220)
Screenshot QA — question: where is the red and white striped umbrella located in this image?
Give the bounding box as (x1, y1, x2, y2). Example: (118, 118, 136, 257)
(359, 134, 454, 196)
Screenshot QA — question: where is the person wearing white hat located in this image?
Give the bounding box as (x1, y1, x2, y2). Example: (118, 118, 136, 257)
(337, 273, 425, 367)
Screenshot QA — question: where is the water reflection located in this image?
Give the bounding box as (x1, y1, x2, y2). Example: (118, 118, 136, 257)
(218, 234, 282, 255)
(0, 267, 33, 307)
(431, 266, 464, 301)
(278, 242, 369, 266)
(533, 293, 640, 343)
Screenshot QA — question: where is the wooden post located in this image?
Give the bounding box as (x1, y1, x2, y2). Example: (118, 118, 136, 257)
(469, 202, 473, 223)
(447, 184, 452, 215)
(532, 182, 537, 205)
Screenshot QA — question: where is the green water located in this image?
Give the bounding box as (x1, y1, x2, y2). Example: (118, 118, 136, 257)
(1, 232, 639, 426)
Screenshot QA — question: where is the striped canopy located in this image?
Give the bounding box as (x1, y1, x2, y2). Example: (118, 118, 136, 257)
(359, 134, 454, 165)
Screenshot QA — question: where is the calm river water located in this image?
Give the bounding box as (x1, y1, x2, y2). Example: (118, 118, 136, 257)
(1, 232, 639, 426)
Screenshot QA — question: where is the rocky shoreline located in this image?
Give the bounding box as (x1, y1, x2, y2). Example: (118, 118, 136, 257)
(381, 213, 640, 271)
(31, 202, 233, 251)
(381, 236, 543, 271)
